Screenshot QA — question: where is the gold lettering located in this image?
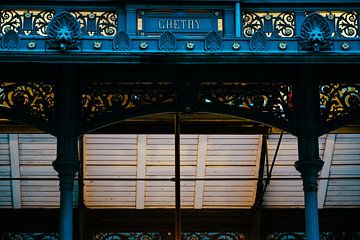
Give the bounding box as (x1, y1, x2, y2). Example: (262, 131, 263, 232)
(159, 19, 165, 29)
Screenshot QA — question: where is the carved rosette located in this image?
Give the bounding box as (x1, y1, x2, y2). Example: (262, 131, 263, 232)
(159, 31, 176, 51)
(47, 11, 81, 51)
(1, 30, 19, 49)
(300, 13, 331, 52)
(113, 31, 131, 51)
(204, 31, 222, 51)
(249, 31, 267, 51)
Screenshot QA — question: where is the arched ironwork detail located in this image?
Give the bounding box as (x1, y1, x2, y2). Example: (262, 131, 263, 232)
(47, 11, 81, 51)
(80, 81, 295, 135)
(0, 82, 55, 134)
(300, 13, 331, 52)
(319, 83, 360, 135)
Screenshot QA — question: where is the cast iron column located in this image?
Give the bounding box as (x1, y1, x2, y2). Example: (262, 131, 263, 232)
(294, 67, 324, 240)
(53, 66, 80, 240)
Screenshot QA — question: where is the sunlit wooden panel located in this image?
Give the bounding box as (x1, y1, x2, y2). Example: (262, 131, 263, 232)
(84, 135, 138, 208)
(263, 134, 326, 208)
(202, 135, 261, 209)
(325, 134, 360, 207)
(0, 134, 12, 208)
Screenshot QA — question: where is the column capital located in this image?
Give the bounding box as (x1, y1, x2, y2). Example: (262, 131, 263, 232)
(53, 157, 79, 177)
(295, 158, 324, 192)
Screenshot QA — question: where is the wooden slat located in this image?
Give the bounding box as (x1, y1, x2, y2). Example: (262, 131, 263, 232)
(318, 134, 335, 208)
(9, 134, 21, 209)
(251, 135, 263, 205)
(194, 135, 207, 209)
(136, 135, 146, 209)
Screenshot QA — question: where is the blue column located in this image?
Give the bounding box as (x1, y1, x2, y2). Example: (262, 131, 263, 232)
(53, 66, 80, 240)
(294, 67, 324, 240)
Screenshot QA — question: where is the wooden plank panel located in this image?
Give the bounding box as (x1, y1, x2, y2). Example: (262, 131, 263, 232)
(136, 135, 146, 209)
(194, 135, 207, 209)
(9, 134, 21, 209)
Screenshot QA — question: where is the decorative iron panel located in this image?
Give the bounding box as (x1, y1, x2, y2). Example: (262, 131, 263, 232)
(81, 82, 176, 123)
(0, 9, 117, 37)
(91, 232, 162, 240)
(182, 232, 248, 240)
(266, 232, 360, 240)
(320, 83, 360, 122)
(0, 82, 55, 123)
(243, 12, 295, 38)
(0, 233, 59, 239)
(197, 82, 293, 122)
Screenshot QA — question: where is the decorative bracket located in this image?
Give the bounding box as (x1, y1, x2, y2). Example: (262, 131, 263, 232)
(204, 31, 222, 51)
(249, 31, 267, 51)
(300, 13, 332, 52)
(47, 11, 81, 51)
(159, 31, 176, 51)
(113, 31, 131, 51)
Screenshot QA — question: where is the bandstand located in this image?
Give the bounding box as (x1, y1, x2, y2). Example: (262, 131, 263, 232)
(1, 0, 360, 239)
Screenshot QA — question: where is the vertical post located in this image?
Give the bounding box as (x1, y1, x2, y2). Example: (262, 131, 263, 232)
(53, 66, 80, 240)
(294, 66, 324, 240)
(235, 1, 242, 37)
(174, 113, 181, 240)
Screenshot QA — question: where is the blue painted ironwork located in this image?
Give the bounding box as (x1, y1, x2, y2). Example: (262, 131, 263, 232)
(0, 233, 60, 239)
(47, 11, 81, 51)
(1, 29, 19, 49)
(113, 31, 131, 51)
(300, 13, 331, 52)
(159, 31, 177, 51)
(204, 31, 222, 50)
(0, 6, 358, 56)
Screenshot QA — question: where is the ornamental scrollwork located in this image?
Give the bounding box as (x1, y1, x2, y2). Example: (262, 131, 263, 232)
(320, 83, 360, 122)
(314, 11, 358, 38)
(82, 82, 176, 123)
(197, 82, 293, 122)
(0, 10, 54, 36)
(70, 11, 117, 36)
(47, 11, 81, 51)
(0, 233, 59, 240)
(300, 13, 332, 52)
(91, 232, 161, 240)
(266, 232, 360, 240)
(183, 232, 247, 240)
(0, 82, 55, 122)
(243, 12, 295, 38)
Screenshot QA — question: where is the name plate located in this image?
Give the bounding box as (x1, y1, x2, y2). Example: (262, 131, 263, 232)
(137, 9, 223, 36)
